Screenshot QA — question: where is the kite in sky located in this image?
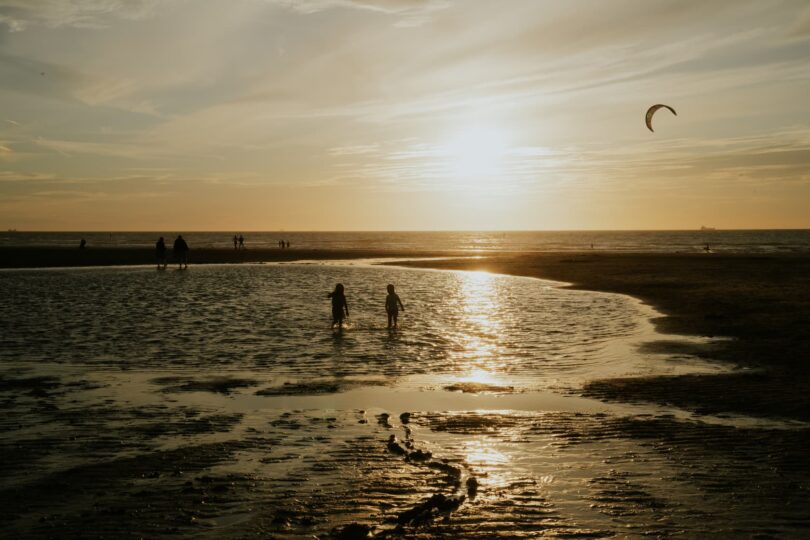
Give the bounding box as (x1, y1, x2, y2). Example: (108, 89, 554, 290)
(645, 104, 677, 132)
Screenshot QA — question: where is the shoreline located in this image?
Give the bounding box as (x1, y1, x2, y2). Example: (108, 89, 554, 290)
(4, 247, 809, 421)
(0, 246, 464, 269)
(390, 252, 810, 421)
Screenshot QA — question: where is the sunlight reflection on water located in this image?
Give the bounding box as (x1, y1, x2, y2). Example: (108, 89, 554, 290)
(0, 263, 720, 390)
(459, 271, 500, 369)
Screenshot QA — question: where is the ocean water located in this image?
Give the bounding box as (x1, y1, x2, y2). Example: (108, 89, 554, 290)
(1, 263, 808, 537)
(2, 229, 809, 253)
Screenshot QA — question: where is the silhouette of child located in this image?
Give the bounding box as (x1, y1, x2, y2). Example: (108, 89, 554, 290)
(156, 236, 167, 269)
(385, 284, 405, 328)
(328, 283, 349, 328)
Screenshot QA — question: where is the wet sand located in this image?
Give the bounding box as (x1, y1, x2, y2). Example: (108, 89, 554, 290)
(3, 369, 809, 538)
(394, 252, 810, 421)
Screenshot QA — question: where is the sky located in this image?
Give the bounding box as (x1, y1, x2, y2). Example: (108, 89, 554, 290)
(1, 0, 809, 231)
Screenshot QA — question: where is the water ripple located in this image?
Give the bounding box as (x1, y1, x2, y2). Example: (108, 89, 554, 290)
(1, 264, 655, 388)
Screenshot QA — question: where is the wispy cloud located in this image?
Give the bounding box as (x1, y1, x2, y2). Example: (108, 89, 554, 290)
(317, 126, 810, 197)
(787, 5, 810, 39)
(273, 0, 450, 25)
(328, 144, 379, 156)
(0, 0, 159, 31)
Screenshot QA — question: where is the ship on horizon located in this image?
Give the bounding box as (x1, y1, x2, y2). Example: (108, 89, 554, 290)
(700, 226, 717, 231)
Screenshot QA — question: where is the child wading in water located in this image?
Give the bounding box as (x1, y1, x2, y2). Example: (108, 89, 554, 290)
(385, 284, 405, 328)
(328, 283, 349, 328)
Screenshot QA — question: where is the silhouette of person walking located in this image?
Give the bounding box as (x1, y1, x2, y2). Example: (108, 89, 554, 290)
(173, 235, 189, 269)
(233, 235, 238, 250)
(385, 284, 405, 328)
(328, 283, 349, 328)
(79, 238, 86, 249)
(156, 236, 167, 270)
(239, 235, 245, 249)
(285, 240, 290, 249)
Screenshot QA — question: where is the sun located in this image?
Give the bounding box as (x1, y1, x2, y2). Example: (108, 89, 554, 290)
(444, 125, 510, 182)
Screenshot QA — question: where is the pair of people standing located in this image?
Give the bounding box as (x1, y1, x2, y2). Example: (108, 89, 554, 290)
(328, 283, 405, 329)
(233, 235, 245, 250)
(155, 235, 188, 269)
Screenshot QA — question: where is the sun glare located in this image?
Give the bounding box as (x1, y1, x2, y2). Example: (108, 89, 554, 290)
(464, 368, 500, 385)
(463, 440, 510, 466)
(445, 125, 510, 181)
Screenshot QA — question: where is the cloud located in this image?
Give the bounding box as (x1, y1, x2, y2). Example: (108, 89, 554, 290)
(0, 51, 160, 116)
(0, 0, 159, 31)
(315, 126, 810, 196)
(567, 128, 810, 193)
(787, 9, 810, 41)
(320, 137, 574, 193)
(272, 0, 450, 25)
(33, 137, 167, 160)
(72, 77, 159, 115)
(328, 144, 379, 156)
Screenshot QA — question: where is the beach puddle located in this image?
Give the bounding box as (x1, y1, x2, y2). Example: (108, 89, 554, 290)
(1, 263, 808, 537)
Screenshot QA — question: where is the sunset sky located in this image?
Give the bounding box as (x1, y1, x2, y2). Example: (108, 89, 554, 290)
(1, 0, 809, 230)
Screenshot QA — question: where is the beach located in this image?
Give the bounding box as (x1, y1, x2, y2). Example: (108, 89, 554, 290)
(1, 249, 809, 538)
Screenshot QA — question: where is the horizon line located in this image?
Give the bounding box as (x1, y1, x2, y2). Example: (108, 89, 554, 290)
(5, 228, 810, 233)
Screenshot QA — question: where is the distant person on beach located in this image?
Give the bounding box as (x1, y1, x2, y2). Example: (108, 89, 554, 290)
(279, 239, 284, 249)
(233, 235, 238, 250)
(239, 235, 245, 249)
(285, 240, 290, 249)
(703, 243, 711, 253)
(328, 283, 349, 328)
(155, 236, 167, 269)
(79, 238, 86, 249)
(385, 284, 405, 329)
(173, 235, 189, 269)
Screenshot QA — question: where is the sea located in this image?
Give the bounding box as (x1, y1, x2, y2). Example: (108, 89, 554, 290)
(2, 229, 809, 253)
